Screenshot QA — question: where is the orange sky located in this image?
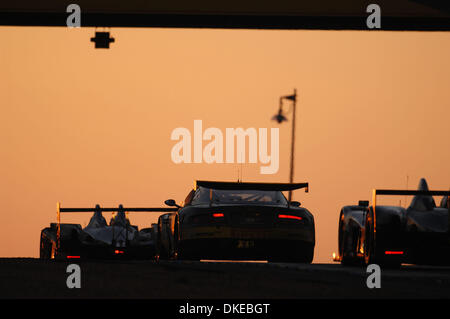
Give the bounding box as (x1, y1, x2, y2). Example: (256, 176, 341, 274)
(1, 27, 449, 263)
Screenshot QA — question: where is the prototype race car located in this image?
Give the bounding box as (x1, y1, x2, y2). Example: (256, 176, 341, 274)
(336, 178, 450, 267)
(161, 180, 315, 262)
(40, 203, 177, 260)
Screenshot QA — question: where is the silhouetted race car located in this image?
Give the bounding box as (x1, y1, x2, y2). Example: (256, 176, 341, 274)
(336, 178, 450, 267)
(40, 203, 177, 260)
(162, 180, 315, 262)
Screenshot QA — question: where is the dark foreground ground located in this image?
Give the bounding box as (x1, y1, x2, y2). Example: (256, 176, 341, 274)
(0, 258, 450, 299)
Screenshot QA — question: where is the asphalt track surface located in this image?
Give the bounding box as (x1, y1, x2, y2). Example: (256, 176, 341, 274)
(1, 258, 450, 299)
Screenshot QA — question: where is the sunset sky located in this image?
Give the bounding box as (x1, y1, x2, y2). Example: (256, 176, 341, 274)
(1, 27, 449, 262)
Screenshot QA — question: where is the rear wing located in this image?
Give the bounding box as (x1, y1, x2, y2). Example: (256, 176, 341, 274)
(56, 202, 177, 248)
(372, 189, 450, 207)
(371, 189, 450, 235)
(195, 180, 309, 192)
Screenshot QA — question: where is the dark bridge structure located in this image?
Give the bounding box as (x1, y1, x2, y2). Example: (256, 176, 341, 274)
(0, 0, 449, 30)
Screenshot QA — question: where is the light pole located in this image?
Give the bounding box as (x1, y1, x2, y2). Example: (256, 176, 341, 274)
(272, 89, 297, 202)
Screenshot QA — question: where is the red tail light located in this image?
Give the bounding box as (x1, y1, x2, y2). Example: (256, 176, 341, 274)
(278, 214, 302, 221)
(212, 213, 224, 218)
(115, 250, 124, 254)
(385, 251, 403, 255)
(67, 256, 80, 259)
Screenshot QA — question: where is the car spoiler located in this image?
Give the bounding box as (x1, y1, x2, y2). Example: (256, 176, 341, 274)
(55, 202, 177, 248)
(371, 189, 450, 236)
(195, 180, 309, 192)
(372, 189, 450, 208)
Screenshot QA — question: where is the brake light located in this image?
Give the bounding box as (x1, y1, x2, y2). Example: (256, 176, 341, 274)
(115, 250, 124, 254)
(212, 213, 224, 218)
(278, 214, 302, 221)
(67, 256, 80, 259)
(385, 251, 403, 255)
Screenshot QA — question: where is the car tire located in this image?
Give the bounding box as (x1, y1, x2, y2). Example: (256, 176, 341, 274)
(364, 208, 401, 269)
(39, 230, 53, 259)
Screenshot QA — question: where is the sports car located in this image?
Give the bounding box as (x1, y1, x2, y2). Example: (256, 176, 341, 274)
(39, 203, 177, 260)
(336, 178, 450, 267)
(162, 180, 315, 262)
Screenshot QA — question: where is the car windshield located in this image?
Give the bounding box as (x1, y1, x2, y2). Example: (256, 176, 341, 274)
(190, 186, 288, 205)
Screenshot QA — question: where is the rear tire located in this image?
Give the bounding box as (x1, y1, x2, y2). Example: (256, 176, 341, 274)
(39, 230, 53, 259)
(339, 211, 363, 266)
(340, 228, 357, 266)
(340, 234, 357, 266)
(364, 208, 401, 268)
(301, 248, 314, 263)
(364, 209, 375, 265)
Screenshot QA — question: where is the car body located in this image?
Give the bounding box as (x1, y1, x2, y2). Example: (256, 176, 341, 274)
(161, 180, 315, 262)
(40, 204, 177, 260)
(336, 178, 450, 267)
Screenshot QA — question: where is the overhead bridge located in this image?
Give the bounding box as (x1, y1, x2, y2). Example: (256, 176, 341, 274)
(0, 0, 449, 30)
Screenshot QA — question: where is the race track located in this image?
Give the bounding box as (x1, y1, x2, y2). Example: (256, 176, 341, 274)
(1, 258, 449, 299)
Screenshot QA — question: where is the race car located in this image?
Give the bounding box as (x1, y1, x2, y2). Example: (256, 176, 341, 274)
(39, 203, 177, 260)
(336, 178, 450, 267)
(162, 180, 315, 262)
